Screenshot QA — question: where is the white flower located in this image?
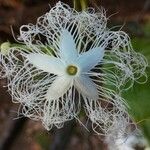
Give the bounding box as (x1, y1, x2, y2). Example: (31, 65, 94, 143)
(26, 29, 104, 101)
(0, 2, 147, 137)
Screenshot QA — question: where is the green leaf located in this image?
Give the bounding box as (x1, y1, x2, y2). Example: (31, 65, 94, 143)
(123, 36, 150, 143)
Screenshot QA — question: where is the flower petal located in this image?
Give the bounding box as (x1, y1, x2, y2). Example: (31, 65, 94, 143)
(77, 47, 104, 72)
(59, 29, 78, 63)
(27, 53, 65, 75)
(46, 75, 72, 100)
(74, 75, 99, 100)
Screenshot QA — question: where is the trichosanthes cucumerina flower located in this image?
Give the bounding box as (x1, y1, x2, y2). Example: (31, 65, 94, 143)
(0, 2, 148, 137)
(26, 29, 104, 101)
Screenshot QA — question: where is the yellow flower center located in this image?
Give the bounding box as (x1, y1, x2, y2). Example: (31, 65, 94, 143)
(66, 65, 78, 75)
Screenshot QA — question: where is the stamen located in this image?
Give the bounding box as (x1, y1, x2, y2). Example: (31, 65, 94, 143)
(66, 65, 78, 75)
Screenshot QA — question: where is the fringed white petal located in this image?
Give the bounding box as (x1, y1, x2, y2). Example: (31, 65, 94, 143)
(43, 86, 79, 130)
(74, 75, 99, 100)
(46, 75, 72, 100)
(83, 92, 130, 138)
(77, 47, 104, 72)
(26, 53, 65, 75)
(59, 29, 78, 63)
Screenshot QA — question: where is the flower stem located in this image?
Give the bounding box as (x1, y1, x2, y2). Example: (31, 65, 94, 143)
(0, 42, 54, 55)
(73, 0, 88, 11)
(80, 0, 88, 10)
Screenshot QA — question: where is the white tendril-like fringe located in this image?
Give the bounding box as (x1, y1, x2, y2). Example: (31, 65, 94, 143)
(0, 1, 148, 139)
